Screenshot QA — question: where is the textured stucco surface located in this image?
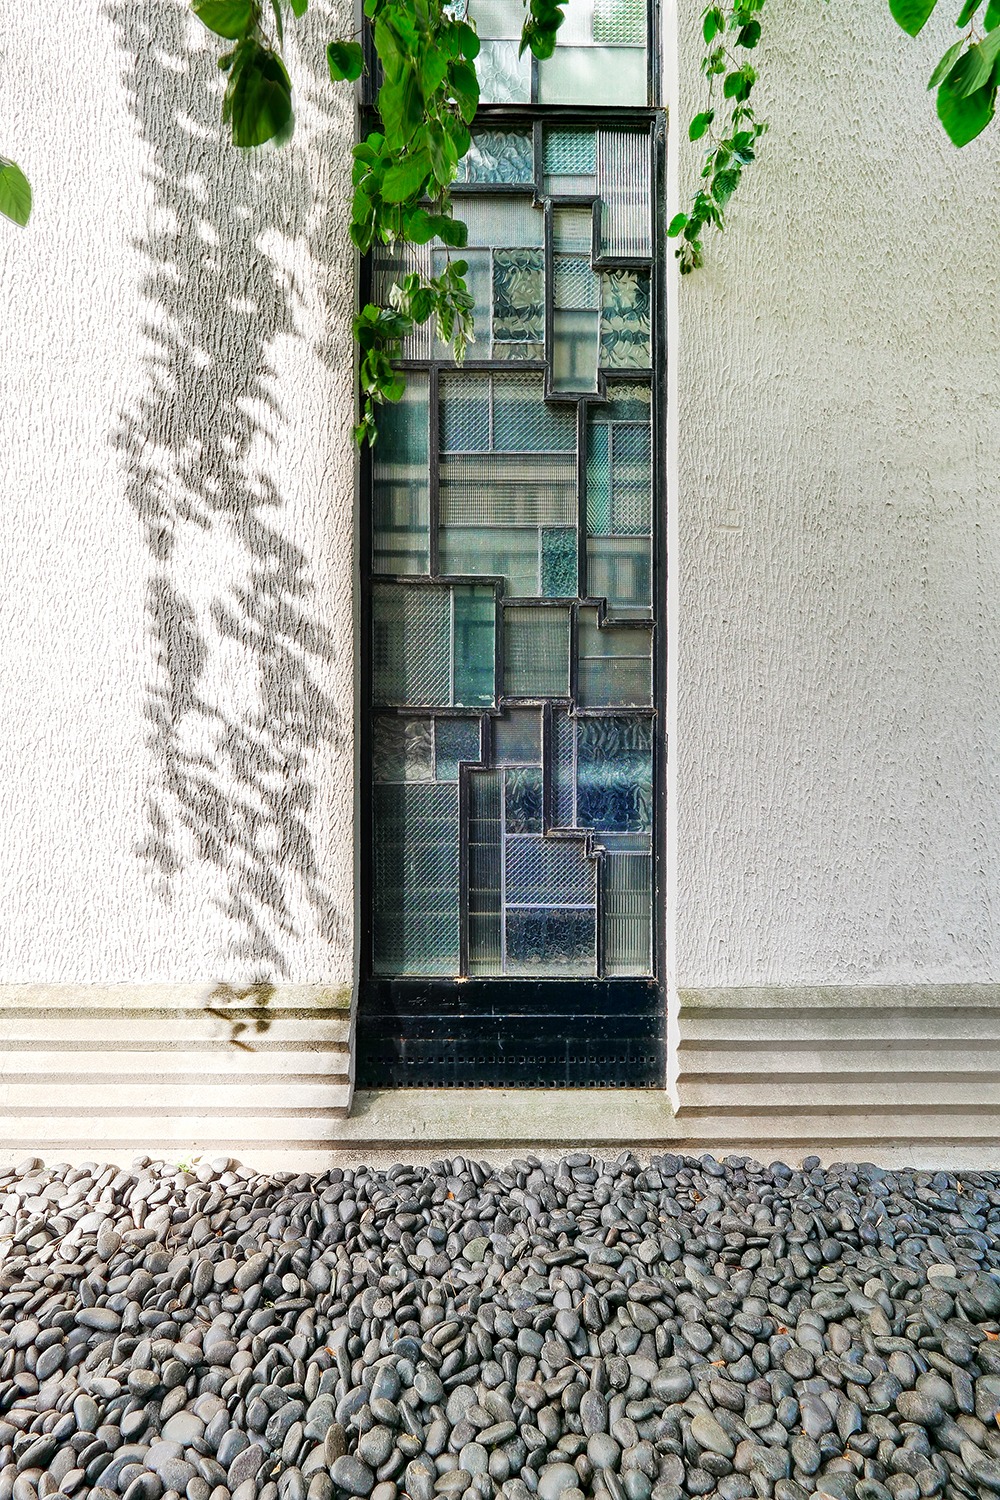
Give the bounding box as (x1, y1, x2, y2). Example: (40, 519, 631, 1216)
(668, 0, 1000, 988)
(0, 0, 355, 984)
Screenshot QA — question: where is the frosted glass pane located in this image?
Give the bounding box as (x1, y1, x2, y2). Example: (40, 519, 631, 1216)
(372, 375, 429, 575)
(552, 308, 600, 393)
(476, 39, 531, 102)
(538, 46, 646, 106)
(506, 908, 595, 976)
(505, 606, 571, 697)
(441, 526, 539, 596)
(577, 609, 652, 707)
(587, 536, 652, 612)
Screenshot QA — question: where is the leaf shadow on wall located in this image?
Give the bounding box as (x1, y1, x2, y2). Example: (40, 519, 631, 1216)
(105, 0, 353, 1001)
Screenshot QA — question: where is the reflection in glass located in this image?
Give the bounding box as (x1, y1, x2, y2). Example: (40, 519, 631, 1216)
(372, 375, 429, 574)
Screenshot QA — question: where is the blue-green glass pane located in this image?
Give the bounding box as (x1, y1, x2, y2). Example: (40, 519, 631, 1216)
(459, 129, 534, 185)
(505, 606, 571, 697)
(372, 375, 429, 574)
(494, 249, 544, 347)
(435, 718, 481, 780)
(576, 716, 652, 832)
(505, 908, 595, 976)
(586, 423, 612, 536)
(373, 783, 460, 974)
(593, 0, 645, 44)
(505, 766, 543, 833)
(441, 526, 539, 596)
(541, 527, 578, 597)
(372, 585, 451, 707)
(600, 271, 651, 370)
(440, 372, 491, 452)
(577, 609, 652, 706)
(453, 586, 496, 707)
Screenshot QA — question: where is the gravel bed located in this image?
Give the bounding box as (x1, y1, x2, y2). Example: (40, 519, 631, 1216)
(1, 1152, 1000, 1500)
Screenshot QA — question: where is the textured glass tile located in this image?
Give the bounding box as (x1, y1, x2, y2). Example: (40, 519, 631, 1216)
(538, 46, 646, 106)
(586, 423, 612, 537)
(593, 0, 645, 44)
(544, 128, 598, 177)
(435, 717, 481, 780)
(453, 586, 497, 707)
(434, 249, 491, 358)
(373, 585, 451, 707)
(506, 908, 596, 976)
(441, 526, 539, 597)
(553, 207, 594, 253)
(373, 783, 460, 974)
(505, 766, 543, 833)
(468, 770, 502, 975)
(602, 381, 652, 422)
(440, 372, 491, 452)
(577, 609, 652, 706)
(602, 851, 652, 975)
(541, 527, 578, 597)
(552, 709, 576, 827)
(459, 196, 544, 249)
(440, 452, 577, 525)
(371, 244, 433, 359)
(372, 716, 435, 783)
(493, 341, 544, 362)
(475, 39, 531, 103)
(555, 255, 600, 310)
(506, 836, 596, 904)
(598, 130, 653, 257)
(611, 423, 652, 533)
(493, 707, 542, 765)
(600, 271, 651, 369)
(493, 249, 544, 347)
(504, 605, 571, 697)
(372, 374, 430, 575)
(587, 536, 651, 612)
(493, 373, 577, 452)
(468, 0, 523, 39)
(576, 715, 653, 832)
(553, 309, 600, 394)
(458, 128, 534, 185)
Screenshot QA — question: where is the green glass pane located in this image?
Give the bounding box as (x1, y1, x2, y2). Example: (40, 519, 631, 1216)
(493, 707, 542, 765)
(373, 783, 460, 974)
(611, 424, 652, 534)
(576, 715, 652, 832)
(599, 381, 652, 422)
(459, 129, 534, 185)
(586, 423, 612, 536)
(493, 249, 544, 347)
(577, 608, 652, 706)
(372, 374, 429, 575)
(504, 605, 571, 697)
(587, 536, 651, 611)
(440, 372, 491, 452)
(372, 584, 451, 707)
(600, 271, 651, 370)
(541, 527, 578, 597)
(454, 586, 496, 707)
(372, 717, 435, 782)
(435, 718, 482, 780)
(468, 770, 502, 975)
(602, 851, 652, 975)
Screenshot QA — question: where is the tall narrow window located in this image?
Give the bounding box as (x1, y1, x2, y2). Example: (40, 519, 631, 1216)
(358, 0, 664, 1086)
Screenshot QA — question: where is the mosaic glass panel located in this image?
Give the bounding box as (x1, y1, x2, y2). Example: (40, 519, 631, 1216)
(368, 60, 659, 980)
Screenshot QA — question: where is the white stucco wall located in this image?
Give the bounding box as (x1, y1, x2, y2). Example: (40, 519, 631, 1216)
(668, 0, 1000, 988)
(0, 0, 355, 985)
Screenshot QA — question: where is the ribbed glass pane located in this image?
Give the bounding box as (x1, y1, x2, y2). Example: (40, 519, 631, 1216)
(372, 374, 429, 574)
(373, 783, 460, 974)
(440, 453, 577, 525)
(577, 608, 652, 706)
(600, 271, 651, 369)
(506, 836, 596, 904)
(541, 527, 578, 597)
(506, 908, 596, 975)
(458, 128, 534, 185)
(576, 716, 653, 832)
(435, 717, 482, 780)
(493, 707, 542, 765)
(505, 605, 571, 696)
(372, 716, 435, 782)
(372, 584, 451, 707)
(468, 770, 502, 975)
(598, 130, 652, 257)
(492, 373, 577, 451)
(603, 851, 652, 976)
(440, 372, 491, 452)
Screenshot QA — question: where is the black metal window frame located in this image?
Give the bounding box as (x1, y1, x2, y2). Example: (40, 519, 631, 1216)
(356, 1, 667, 1087)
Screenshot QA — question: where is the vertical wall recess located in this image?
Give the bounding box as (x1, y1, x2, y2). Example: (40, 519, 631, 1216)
(357, 0, 665, 1087)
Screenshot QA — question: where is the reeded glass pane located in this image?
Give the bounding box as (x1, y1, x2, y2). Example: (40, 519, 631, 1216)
(440, 452, 577, 524)
(493, 707, 542, 765)
(373, 717, 435, 782)
(505, 605, 571, 696)
(576, 716, 653, 832)
(506, 908, 596, 976)
(373, 783, 460, 974)
(435, 717, 482, 780)
(454, 587, 497, 707)
(373, 584, 451, 707)
(505, 766, 543, 833)
(468, 770, 502, 975)
(598, 131, 652, 258)
(603, 851, 652, 975)
(372, 375, 429, 575)
(458, 128, 534, 185)
(577, 608, 652, 706)
(541, 527, 578, 597)
(600, 271, 651, 369)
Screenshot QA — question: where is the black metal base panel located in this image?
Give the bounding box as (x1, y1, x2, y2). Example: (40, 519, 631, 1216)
(355, 979, 664, 1088)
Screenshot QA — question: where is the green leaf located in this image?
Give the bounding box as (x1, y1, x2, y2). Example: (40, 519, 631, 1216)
(381, 149, 432, 201)
(288, 0, 308, 14)
(191, 0, 255, 40)
(987, 0, 1000, 26)
(403, 206, 436, 242)
(937, 72, 995, 143)
(454, 21, 480, 58)
(667, 212, 689, 237)
(429, 213, 468, 247)
(0, 159, 31, 226)
(223, 44, 294, 146)
(327, 39, 364, 81)
(736, 20, 761, 46)
(689, 110, 715, 140)
(888, 0, 939, 35)
(946, 27, 1000, 95)
(957, 0, 981, 23)
(703, 5, 724, 43)
(928, 38, 966, 87)
(426, 119, 457, 184)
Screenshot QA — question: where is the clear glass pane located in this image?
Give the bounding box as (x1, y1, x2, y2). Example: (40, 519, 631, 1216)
(372, 375, 429, 575)
(505, 605, 571, 696)
(435, 717, 482, 780)
(372, 717, 435, 782)
(434, 249, 491, 358)
(577, 608, 652, 706)
(373, 783, 460, 974)
(372, 584, 451, 707)
(602, 850, 652, 975)
(600, 271, 651, 369)
(458, 128, 534, 185)
(506, 908, 596, 976)
(493, 707, 542, 765)
(576, 716, 653, 832)
(454, 586, 497, 707)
